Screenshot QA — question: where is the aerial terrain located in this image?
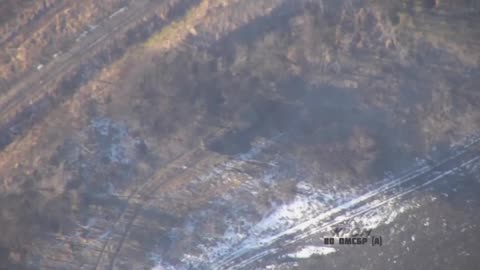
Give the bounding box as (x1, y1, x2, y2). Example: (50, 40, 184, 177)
(0, 0, 479, 269)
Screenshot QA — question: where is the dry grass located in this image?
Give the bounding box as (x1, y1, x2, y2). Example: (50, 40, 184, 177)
(145, 0, 211, 48)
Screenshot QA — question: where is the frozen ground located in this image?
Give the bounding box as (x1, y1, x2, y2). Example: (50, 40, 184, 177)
(148, 132, 480, 270)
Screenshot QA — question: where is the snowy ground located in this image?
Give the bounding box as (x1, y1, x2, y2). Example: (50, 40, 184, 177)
(148, 132, 480, 270)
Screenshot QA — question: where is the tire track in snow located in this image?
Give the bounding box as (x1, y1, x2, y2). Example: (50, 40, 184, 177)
(211, 138, 480, 269)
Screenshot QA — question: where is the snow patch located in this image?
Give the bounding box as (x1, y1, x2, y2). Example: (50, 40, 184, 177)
(287, 246, 336, 259)
(89, 118, 137, 165)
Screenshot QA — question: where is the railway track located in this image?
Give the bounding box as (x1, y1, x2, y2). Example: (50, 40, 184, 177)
(0, 0, 208, 131)
(0, 0, 152, 123)
(0, 0, 204, 153)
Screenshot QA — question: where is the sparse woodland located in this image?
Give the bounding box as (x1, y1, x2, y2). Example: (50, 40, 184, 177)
(0, 0, 478, 268)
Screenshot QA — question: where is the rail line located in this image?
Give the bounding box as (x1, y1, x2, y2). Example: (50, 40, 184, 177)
(0, 0, 153, 124)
